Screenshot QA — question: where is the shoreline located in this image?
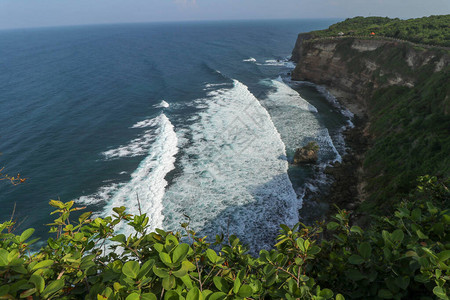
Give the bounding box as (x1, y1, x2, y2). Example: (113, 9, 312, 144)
(294, 82, 370, 225)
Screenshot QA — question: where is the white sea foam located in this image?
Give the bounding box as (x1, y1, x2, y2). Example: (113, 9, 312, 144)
(256, 59, 296, 68)
(131, 117, 161, 129)
(243, 57, 257, 62)
(102, 115, 167, 159)
(162, 79, 299, 251)
(77, 183, 120, 207)
(103, 114, 178, 235)
(204, 83, 230, 90)
(153, 100, 170, 108)
(78, 114, 178, 236)
(261, 78, 341, 164)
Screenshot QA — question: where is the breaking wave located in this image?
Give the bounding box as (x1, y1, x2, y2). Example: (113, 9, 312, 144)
(162, 79, 299, 252)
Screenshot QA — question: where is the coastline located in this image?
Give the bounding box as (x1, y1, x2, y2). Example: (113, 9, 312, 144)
(294, 84, 369, 225)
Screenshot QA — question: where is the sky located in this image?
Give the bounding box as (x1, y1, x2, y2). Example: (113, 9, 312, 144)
(0, 0, 449, 30)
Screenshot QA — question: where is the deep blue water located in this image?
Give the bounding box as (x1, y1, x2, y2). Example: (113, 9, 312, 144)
(0, 19, 348, 251)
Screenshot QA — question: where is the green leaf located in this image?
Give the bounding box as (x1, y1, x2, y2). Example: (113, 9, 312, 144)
(160, 252, 173, 266)
(19, 228, 34, 243)
(186, 287, 203, 300)
(238, 285, 253, 298)
(348, 254, 364, 265)
(172, 267, 187, 278)
(391, 229, 404, 244)
(138, 259, 154, 279)
(327, 222, 339, 230)
(308, 245, 321, 255)
(319, 288, 333, 299)
(296, 238, 305, 252)
(411, 208, 421, 221)
(41, 279, 64, 298)
(202, 290, 213, 299)
(110, 234, 127, 244)
(20, 288, 36, 298)
(31, 259, 54, 271)
(206, 249, 218, 264)
(49, 199, 65, 209)
(0, 249, 9, 266)
(162, 275, 176, 290)
(414, 274, 430, 283)
(336, 294, 345, 300)
(213, 276, 230, 293)
(233, 276, 241, 294)
(126, 293, 141, 300)
(122, 261, 140, 279)
(433, 286, 447, 299)
(416, 230, 429, 239)
(172, 243, 190, 264)
(0, 285, 9, 296)
(29, 274, 45, 293)
(405, 251, 418, 257)
(163, 291, 179, 300)
(350, 226, 363, 235)
(180, 275, 194, 289)
(181, 260, 196, 272)
(141, 293, 157, 300)
(395, 276, 410, 290)
(152, 266, 169, 278)
(438, 250, 450, 262)
(358, 242, 372, 260)
(78, 211, 92, 223)
(378, 289, 393, 299)
(208, 292, 226, 300)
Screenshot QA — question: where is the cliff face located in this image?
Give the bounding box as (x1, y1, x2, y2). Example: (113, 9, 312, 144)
(291, 34, 450, 117)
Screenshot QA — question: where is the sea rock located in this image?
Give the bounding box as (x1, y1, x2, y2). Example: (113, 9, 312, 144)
(293, 146, 318, 164)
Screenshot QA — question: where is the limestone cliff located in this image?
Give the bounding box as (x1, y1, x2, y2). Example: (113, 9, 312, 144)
(291, 34, 450, 117)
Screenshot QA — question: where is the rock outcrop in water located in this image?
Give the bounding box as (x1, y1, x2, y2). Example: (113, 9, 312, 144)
(293, 141, 319, 165)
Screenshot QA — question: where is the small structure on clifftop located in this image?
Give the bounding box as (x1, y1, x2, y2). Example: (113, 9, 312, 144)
(293, 141, 319, 165)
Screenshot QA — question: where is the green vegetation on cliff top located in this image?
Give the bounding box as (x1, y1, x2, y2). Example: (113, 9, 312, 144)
(364, 67, 450, 212)
(311, 15, 450, 47)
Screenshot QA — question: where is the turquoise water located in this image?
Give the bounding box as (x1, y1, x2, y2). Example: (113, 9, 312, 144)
(0, 19, 348, 251)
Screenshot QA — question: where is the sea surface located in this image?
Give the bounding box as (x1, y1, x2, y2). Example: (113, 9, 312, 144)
(0, 19, 350, 251)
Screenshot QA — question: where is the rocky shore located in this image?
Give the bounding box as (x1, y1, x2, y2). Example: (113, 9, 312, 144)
(323, 116, 369, 221)
(291, 31, 449, 224)
(297, 114, 369, 225)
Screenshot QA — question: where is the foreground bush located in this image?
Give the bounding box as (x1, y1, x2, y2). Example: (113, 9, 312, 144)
(0, 176, 448, 299)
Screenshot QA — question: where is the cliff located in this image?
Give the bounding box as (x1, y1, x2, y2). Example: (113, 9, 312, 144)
(291, 31, 450, 214)
(291, 34, 450, 118)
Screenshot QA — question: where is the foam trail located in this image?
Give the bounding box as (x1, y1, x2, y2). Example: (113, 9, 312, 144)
(162, 79, 299, 252)
(153, 100, 170, 108)
(243, 57, 257, 62)
(102, 115, 164, 159)
(103, 114, 178, 234)
(77, 184, 120, 207)
(77, 114, 178, 236)
(255, 58, 296, 68)
(261, 79, 341, 164)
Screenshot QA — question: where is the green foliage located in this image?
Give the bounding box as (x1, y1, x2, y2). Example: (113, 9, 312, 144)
(0, 178, 448, 299)
(312, 15, 450, 47)
(363, 67, 450, 211)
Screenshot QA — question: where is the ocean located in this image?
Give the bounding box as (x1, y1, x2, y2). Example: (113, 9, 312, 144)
(0, 19, 350, 251)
